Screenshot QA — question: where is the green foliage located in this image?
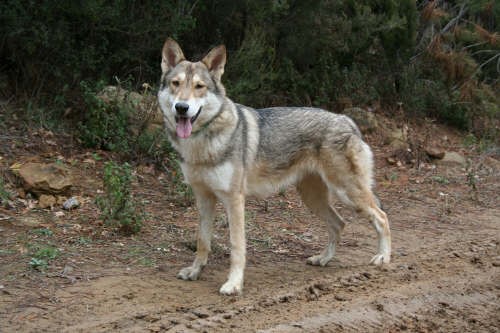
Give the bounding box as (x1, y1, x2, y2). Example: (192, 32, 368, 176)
(78, 81, 176, 163)
(411, 0, 500, 137)
(29, 245, 59, 271)
(1, 0, 497, 140)
(79, 81, 131, 152)
(0, 0, 195, 98)
(32, 228, 54, 237)
(97, 161, 143, 235)
(223, 0, 418, 108)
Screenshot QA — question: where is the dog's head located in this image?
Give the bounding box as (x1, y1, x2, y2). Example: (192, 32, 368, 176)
(158, 38, 226, 139)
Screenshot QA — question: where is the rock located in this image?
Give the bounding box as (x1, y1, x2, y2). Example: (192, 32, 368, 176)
(56, 196, 67, 205)
(425, 146, 445, 159)
(342, 107, 378, 133)
(192, 308, 210, 319)
(388, 127, 409, 150)
(484, 156, 500, 171)
(63, 197, 80, 210)
(18, 162, 72, 195)
(39, 194, 56, 209)
(386, 157, 397, 165)
(438, 152, 466, 167)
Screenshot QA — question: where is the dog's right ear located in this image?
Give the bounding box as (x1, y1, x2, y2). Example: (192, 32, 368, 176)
(161, 38, 185, 73)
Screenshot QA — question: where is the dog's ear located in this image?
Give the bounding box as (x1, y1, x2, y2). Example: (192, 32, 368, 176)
(161, 38, 185, 73)
(202, 45, 226, 81)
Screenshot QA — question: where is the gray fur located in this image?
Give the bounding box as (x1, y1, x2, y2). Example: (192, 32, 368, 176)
(252, 107, 361, 170)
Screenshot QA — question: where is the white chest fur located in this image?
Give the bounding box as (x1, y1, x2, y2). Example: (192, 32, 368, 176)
(181, 161, 235, 193)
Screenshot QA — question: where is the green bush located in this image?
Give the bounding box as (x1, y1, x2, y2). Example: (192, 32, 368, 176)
(78, 81, 131, 152)
(0, 0, 195, 99)
(29, 245, 59, 271)
(97, 161, 143, 235)
(1, 0, 497, 140)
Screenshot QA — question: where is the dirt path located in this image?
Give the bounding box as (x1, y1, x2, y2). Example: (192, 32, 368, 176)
(1, 121, 499, 332)
(2, 198, 498, 332)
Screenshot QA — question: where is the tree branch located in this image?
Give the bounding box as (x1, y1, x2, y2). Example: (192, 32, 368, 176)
(441, 3, 467, 34)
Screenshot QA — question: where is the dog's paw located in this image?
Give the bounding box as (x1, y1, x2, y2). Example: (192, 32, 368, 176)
(306, 254, 331, 267)
(370, 253, 390, 266)
(219, 280, 242, 296)
(177, 266, 202, 281)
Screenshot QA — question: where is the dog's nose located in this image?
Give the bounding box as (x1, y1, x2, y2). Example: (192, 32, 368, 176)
(175, 102, 189, 115)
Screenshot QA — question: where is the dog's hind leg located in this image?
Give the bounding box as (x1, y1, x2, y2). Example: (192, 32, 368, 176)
(177, 188, 216, 281)
(322, 138, 391, 265)
(341, 186, 391, 265)
(325, 177, 391, 265)
(297, 174, 345, 267)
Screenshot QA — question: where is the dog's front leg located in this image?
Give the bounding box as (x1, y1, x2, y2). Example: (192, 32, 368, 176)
(219, 192, 246, 295)
(177, 189, 216, 281)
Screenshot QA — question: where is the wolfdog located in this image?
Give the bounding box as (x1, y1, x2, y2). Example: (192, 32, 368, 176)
(157, 38, 391, 295)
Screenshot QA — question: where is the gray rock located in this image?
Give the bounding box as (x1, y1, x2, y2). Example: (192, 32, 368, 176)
(63, 197, 80, 210)
(388, 128, 409, 150)
(342, 107, 378, 133)
(439, 152, 466, 166)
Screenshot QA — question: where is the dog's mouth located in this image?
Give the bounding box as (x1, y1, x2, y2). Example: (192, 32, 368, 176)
(175, 107, 202, 139)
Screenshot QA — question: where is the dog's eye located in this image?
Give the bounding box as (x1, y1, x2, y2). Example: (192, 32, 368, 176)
(195, 83, 205, 89)
(171, 80, 179, 87)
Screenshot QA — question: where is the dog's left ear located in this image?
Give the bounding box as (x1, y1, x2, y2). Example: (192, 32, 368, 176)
(202, 45, 226, 81)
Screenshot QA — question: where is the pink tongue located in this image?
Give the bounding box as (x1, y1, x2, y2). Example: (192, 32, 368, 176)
(176, 118, 192, 138)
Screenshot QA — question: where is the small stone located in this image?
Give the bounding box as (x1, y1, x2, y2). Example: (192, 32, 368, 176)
(63, 197, 80, 210)
(386, 157, 397, 165)
(192, 308, 210, 319)
(54, 211, 65, 217)
(39, 194, 56, 209)
(425, 147, 445, 159)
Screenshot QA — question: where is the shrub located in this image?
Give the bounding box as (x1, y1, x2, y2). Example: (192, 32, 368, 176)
(97, 161, 143, 235)
(29, 245, 59, 271)
(78, 81, 132, 152)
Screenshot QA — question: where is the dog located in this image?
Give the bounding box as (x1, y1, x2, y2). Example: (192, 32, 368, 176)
(157, 38, 391, 295)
